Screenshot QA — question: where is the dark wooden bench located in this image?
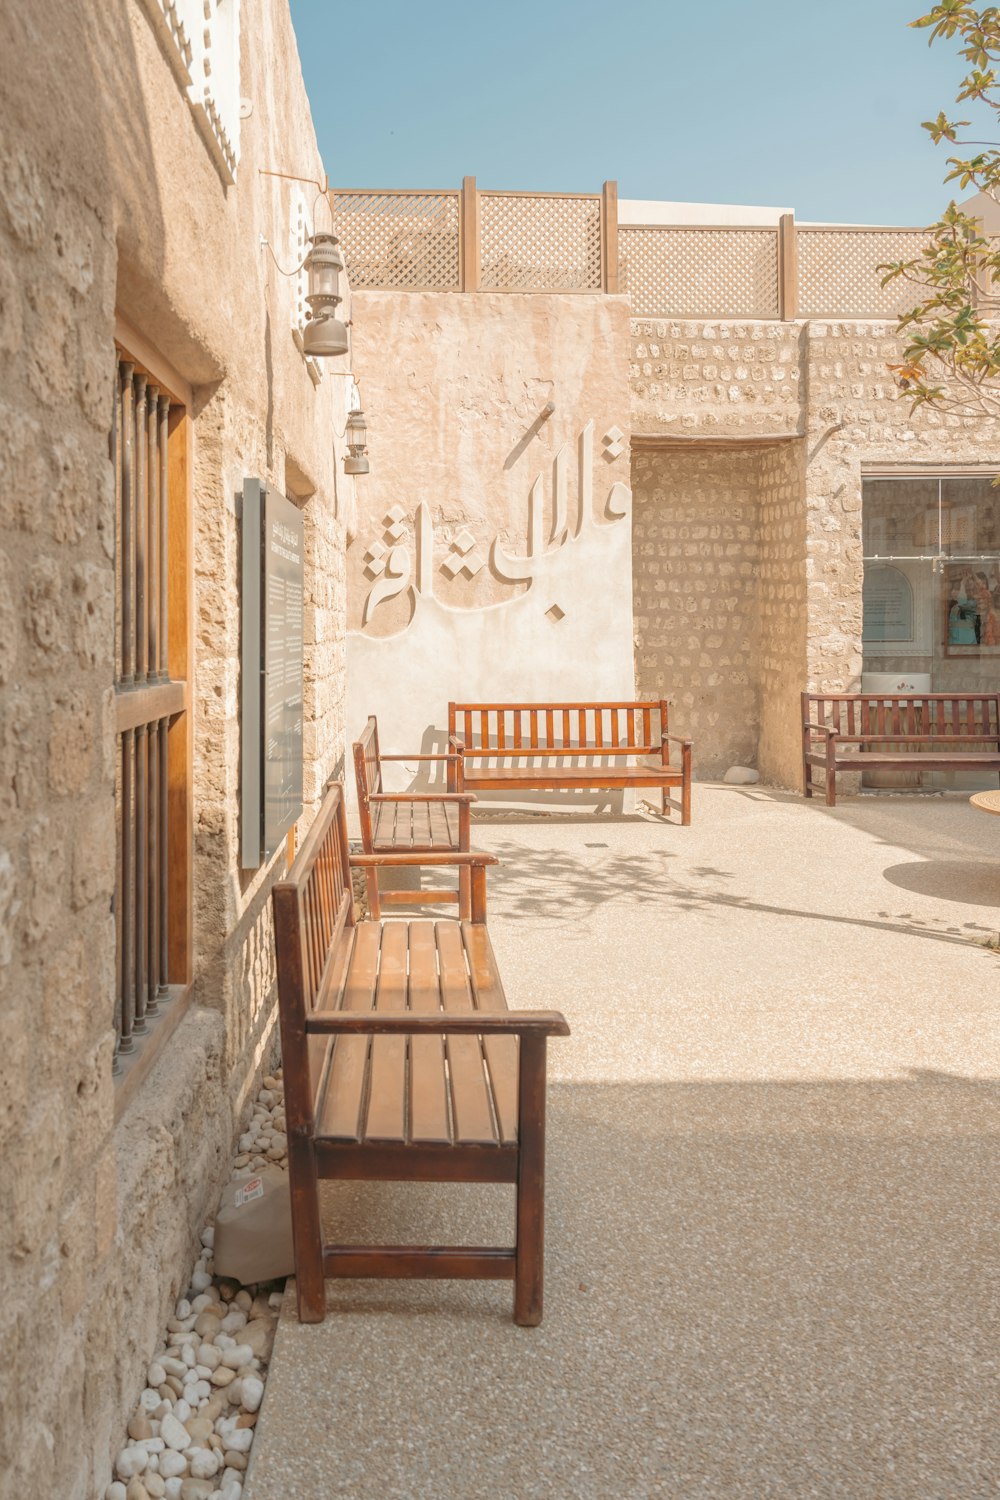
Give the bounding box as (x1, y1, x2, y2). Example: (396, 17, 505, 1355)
(448, 700, 692, 824)
(802, 691, 1000, 806)
(272, 781, 570, 1326)
(353, 715, 476, 918)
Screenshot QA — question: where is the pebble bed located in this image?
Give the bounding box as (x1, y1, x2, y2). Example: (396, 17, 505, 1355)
(104, 1071, 287, 1500)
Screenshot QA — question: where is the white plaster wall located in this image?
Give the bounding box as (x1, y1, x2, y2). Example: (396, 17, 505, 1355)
(346, 292, 636, 807)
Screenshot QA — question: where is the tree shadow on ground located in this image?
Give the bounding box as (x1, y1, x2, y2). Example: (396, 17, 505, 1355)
(487, 838, 999, 947)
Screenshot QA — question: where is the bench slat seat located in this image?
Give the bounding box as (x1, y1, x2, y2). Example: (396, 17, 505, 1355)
(802, 691, 1000, 806)
(273, 783, 569, 1326)
(449, 700, 693, 824)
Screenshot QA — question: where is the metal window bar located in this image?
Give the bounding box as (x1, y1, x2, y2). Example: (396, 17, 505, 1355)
(112, 356, 176, 1070)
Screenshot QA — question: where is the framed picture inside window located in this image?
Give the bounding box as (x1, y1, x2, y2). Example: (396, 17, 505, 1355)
(942, 562, 1000, 655)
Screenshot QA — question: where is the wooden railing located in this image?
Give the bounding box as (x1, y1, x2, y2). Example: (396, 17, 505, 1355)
(332, 182, 933, 319)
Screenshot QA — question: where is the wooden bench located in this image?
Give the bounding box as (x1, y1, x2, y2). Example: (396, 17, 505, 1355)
(353, 715, 476, 919)
(448, 700, 692, 824)
(802, 691, 1000, 807)
(272, 782, 570, 1327)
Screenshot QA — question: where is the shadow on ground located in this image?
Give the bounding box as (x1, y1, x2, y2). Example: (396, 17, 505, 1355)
(248, 1073, 1000, 1500)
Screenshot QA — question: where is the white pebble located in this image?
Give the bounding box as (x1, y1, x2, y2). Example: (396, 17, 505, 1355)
(268, 1293, 283, 1310)
(140, 1389, 162, 1413)
(188, 1380, 211, 1403)
(160, 1412, 191, 1452)
(158, 1450, 188, 1480)
(201, 1226, 215, 1249)
(220, 1480, 243, 1500)
(162, 1358, 186, 1379)
(190, 1295, 213, 1314)
(116, 1448, 148, 1479)
(190, 1269, 213, 1293)
(148, 1364, 167, 1389)
(197, 1345, 222, 1371)
(182, 1346, 197, 1369)
(138, 1438, 165, 1453)
(215, 1335, 235, 1351)
(240, 1377, 263, 1414)
(221, 1345, 252, 1370)
(175, 1299, 192, 1319)
(106, 1484, 128, 1500)
(145, 1478, 167, 1500)
(187, 1448, 221, 1480)
(163, 1482, 183, 1500)
(238, 1134, 254, 1153)
(223, 1427, 253, 1455)
(220, 1310, 246, 1334)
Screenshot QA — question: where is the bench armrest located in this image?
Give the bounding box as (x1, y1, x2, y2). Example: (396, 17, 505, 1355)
(804, 723, 839, 739)
(380, 752, 461, 763)
(449, 734, 466, 750)
(350, 851, 497, 867)
(368, 792, 477, 804)
(305, 1010, 570, 1037)
(662, 732, 693, 747)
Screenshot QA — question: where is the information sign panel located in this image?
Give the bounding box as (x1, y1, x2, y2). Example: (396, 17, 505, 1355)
(240, 478, 304, 867)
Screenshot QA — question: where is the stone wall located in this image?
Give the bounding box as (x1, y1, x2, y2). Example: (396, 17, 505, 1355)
(629, 318, 1000, 785)
(0, 3, 352, 1496)
(632, 448, 762, 776)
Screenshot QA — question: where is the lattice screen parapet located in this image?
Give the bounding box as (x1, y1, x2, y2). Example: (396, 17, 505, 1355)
(332, 192, 462, 291)
(797, 229, 929, 319)
(479, 193, 603, 292)
(619, 226, 780, 319)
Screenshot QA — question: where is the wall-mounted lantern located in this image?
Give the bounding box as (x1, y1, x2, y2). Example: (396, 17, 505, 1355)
(343, 407, 369, 474)
(303, 231, 348, 357)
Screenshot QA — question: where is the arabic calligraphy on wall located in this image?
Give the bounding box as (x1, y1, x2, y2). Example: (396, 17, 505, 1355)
(357, 421, 632, 633)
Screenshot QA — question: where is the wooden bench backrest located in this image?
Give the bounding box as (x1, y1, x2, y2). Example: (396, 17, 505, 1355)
(802, 692, 1000, 740)
(272, 782, 355, 1125)
(352, 716, 382, 850)
(449, 701, 667, 754)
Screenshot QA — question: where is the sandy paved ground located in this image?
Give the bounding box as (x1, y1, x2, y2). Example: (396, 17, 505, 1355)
(245, 787, 1000, 1500)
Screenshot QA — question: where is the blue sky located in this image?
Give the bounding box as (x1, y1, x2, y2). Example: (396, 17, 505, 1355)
(288, 0, 977, 224)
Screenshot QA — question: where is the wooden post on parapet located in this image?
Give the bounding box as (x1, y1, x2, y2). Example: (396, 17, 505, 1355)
(602, 179, 619, 294)
(461, 176, 480, 291)
(779, 212, 798, 320)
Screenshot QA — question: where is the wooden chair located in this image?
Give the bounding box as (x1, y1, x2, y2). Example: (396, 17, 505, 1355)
(353, 715, 476, 918)
(272, 782, 570, 1326)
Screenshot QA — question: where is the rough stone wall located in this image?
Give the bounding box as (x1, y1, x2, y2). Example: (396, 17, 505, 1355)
(757, 441, 807, 788)
(801, 322, 1000, 694)
(631, 449, 762, 775)
(629, 317, 1000, 782)
(0, 3, 352, 1496)
(631, 319, 804, 438)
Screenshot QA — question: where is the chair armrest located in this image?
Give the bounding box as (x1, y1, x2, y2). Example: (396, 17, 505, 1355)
(449, 734, 466, 750)
(804, 723, 839, 739)
(368, 792, 477, 804)
(662, 732, 693, 747)
(305, 1010, 570, 1037)
(349, 851, 498, 868)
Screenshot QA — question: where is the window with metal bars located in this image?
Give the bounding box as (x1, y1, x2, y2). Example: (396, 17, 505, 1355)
(111, 344, 192, 1089)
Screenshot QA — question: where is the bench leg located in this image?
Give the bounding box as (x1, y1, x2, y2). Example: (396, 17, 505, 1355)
(458, 865, 471, 921)
(514, 1035, 547, 1327)
(365, 867, 381, 921)
(288, 1139, 326, 1324)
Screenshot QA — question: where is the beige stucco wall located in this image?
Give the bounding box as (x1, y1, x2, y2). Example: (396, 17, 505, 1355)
(345, 292, 636, 784)
(0, 4, 352, 1496)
